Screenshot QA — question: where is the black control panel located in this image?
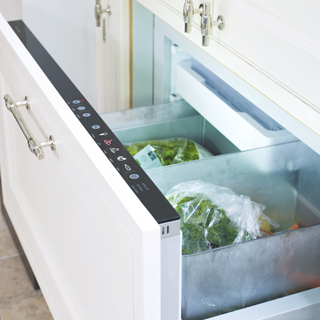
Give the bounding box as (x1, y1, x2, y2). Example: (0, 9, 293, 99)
(9, 20, 179, 224)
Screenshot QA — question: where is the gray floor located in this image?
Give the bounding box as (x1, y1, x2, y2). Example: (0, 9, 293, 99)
(0, 202, 53, 319)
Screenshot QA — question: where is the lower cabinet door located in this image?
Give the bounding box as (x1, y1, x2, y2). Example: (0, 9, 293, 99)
(0, 13, 161, 320)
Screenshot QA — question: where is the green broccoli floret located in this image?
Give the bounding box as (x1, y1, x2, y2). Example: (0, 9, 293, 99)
(181, 222, 208, 255)
(206, 207, 238, 248)
(168, 194, 240, 255)
(173, 140, 199, 164)
(124, 138, 200, 166)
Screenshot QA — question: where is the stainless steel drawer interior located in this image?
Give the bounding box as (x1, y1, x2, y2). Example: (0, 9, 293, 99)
(102, 101, 320, 319)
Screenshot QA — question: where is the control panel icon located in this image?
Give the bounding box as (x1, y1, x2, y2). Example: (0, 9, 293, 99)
(92, 125, 100, 129)
(110, 148, 119, 153)
(124, 164, 131, 171)
(117, 156, 126, 161)
(82, 113, 91, 117)
(129, 174, 139, 179)
(104, 139, 112, 146)
(72, 100, 81, 104)
(77, 106, 85, 110)
(99, 132, 108, 136)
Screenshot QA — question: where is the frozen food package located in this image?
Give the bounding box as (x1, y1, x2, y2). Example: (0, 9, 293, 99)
(166, 180, 279, 255)
(123, 138, 212, 168)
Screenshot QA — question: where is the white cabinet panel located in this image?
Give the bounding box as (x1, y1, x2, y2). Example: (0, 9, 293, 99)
(20, 0, 98, 108)
(0, 13, 160, 320)
(137, 0, 320, 137)
(219, 0, 319, 107)
(0, 0, 22, 20)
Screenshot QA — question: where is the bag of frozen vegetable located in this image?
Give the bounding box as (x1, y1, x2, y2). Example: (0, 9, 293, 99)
(123, 138, 212, 169)
(166, 180, 279, 255)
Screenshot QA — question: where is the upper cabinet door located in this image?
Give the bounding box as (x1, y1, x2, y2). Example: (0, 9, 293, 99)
(137, 0, 320, 137)
(0, 0, 130, 112)
(0, 13, 160, 320)
(20, 0, 99, 109)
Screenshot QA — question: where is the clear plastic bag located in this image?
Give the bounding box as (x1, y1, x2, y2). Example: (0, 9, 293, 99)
(124, 138, 212, 167)
(166, 180, 279, 255)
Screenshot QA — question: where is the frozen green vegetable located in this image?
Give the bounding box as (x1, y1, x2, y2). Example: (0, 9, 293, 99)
(168, 194, 239, 255)
(123, 138, 212, 167)
(166, 180, 279, 255)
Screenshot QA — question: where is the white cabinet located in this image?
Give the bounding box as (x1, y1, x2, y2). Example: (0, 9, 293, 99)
(0, 0, 131, 113)
(136, 0, 320, 137)
(1, 4, 320, 320)
(0, 13, 161, 320)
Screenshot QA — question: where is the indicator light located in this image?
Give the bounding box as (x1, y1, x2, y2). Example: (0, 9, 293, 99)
(81, 100, 84, 102)
(104, 139, 112, 146)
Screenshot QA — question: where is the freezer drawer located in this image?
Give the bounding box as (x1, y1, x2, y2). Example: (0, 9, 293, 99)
(2, 12, 320, 320)
(101, 100, 239, 157)
(102, 98, 298, 160)
(147, 141, 320, 319)
(102, 101, 320, 319)
(181, 226, 320, 319)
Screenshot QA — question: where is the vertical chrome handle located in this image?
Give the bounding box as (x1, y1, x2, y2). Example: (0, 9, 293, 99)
(199, 3, 212, 46)
(3, 94, 56, 160)
(183, 0, 200, 33)
(183, 0, 194, 33)
(95, 0, 111, 27)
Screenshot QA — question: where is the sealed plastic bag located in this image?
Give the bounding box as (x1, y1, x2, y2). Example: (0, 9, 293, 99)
(166, 180, 279, 255)
(124, 138, 212, 167)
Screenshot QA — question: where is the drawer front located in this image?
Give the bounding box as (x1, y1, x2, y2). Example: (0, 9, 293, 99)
(137, 0, 320, 137)
(0, 13, 161, 320)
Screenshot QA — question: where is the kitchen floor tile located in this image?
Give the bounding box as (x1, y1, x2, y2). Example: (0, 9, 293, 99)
(0, 255, 34, 305)
(0, 210, 19, 258)
(1, 291, 53, 320)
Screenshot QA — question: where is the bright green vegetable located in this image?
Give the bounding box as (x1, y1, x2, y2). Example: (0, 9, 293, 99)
(166, 180, 272, 255)
(206, 207, 239, 249)
(124, 138, 201, 166)
(168, 194, 239, 255)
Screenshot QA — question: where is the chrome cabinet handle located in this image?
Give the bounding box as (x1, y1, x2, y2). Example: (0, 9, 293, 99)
(183, 0, 225, 46)
(3, 94, 56, 160)
(94, 0, 111, 27)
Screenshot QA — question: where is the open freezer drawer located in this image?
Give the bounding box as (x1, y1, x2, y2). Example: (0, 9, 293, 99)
(101, 102, 320, 319)
(1, 13, 320, 320)
(147, 141, 320, 319)
(101, 100, 239, 157)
